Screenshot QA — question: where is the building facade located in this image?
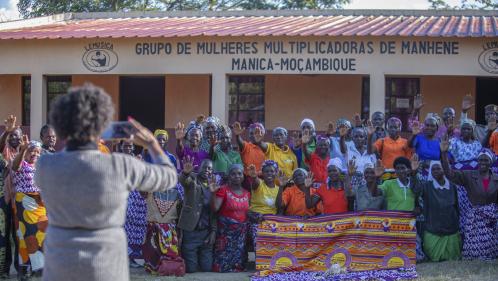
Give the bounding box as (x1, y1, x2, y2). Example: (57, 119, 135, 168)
(0, 9, 497, 138)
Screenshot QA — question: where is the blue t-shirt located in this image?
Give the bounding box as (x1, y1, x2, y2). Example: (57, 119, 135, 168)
(413, 134, 440, 161)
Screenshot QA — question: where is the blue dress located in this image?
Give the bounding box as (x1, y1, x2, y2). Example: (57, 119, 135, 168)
(413, 134, 440, 161)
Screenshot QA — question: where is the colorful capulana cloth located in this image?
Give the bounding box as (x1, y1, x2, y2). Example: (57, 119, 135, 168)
(12, 161, 40, 193)
(143, 222, 181, 274)
(0, 156, 9, 275)
(124, 190, 147, 259)
(457, 186, 498, 260)
(14, 192, 47, 271)
(255, 211, 416, 276)
(212, 216, 248, 273)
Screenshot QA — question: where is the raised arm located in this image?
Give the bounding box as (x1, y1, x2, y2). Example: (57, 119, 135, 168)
(232, 122, 245, 151)
(0, 115, 17, 153)
(12, 135, 29, 172)
(303, 172, 317, 209)
(339, 125, 349, 154)
(408, 121, 421, 148)
(460, 94, 474, 122)
(366, 120, 375, 155)
(253, 127, 268, 152)
(301, 129, 312, 161)
(440, 134, 465, 186)
(276, 171, 289, 215)
(208, 133, 218, 160)
(175, 122, 186, 156)
(179, 156, 195, 187)
(247, 164, 261, 190)
(410, 94, 424, 123)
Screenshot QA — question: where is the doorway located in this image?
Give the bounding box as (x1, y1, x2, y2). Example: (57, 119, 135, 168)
(476, 78, 498, 125)
(119, 76, 165, 131)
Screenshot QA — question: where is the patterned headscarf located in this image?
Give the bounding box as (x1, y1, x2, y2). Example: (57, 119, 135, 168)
(218, 125, 232, 138)
(273, 127, 288, 137)
(153, 129, 169, 140)
(387, 117, 403, 131)
(28, 140, 42, 150)
(425, 114, 440, 128)
(327, 158, 343, 169)
(249, 122, 265, 134)
(478, 148, 496, 163)
(228, 163, 244, 174)
(262, 160, 279, 172)
(317, 135, 331, 145)
(336, 118, 352, 129)
(460, 118, 476, 131)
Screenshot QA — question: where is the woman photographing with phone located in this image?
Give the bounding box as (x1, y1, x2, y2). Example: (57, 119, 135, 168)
(34, 83, 177, 281)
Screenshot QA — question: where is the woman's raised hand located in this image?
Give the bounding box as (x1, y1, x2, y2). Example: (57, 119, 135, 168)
(175, 122, 186, 140)
(440, 134, 450, 152)
(208, 174, 220, 193)
(182, 156, 194, 174)
(411, 120, 421, 135)
(374, 159, 385, 178)
(410, 153, 420, 171)
(327, 121, 335, 136)
(127, 117, 156, 148)
(304, 172, 314, 188)
(232, 122, 245, 136)
(4, 115, 17, 132)
(347, 159, 357, 177)
(277, 170, 289, 187)
(301, 129, 312, 145)
(248, 164, 258, 178)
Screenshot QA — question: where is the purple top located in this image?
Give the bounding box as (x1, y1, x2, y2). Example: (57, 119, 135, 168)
(177, 147, 209, 172)
(436, 124, 460, 140)
(13, 161, 40, 193)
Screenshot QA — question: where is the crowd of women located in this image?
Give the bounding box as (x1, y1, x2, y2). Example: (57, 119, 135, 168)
(0, 89, 497, 279)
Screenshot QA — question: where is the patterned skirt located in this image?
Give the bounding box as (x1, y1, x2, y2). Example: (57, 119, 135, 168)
(213, 216, 248, 273)
(14, 192, 47, 271)
(143, 222, 182, 275)
(124, 190, 147, 259)
(0, 197, 9, 274)
(457, 186, 498, 260)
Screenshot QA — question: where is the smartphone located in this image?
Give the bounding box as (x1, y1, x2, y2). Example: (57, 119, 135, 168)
(101, 121, 135, 140)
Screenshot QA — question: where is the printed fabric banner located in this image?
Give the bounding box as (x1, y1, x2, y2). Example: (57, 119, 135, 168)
(256, 211, 416, 276)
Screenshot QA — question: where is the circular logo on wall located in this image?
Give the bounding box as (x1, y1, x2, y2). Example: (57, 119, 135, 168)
(478, 42, 498, 74)
(82, 42, 118, 72)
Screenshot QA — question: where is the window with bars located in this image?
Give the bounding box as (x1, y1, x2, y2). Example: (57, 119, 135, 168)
(228, 76, 265, 128)
(22, 76, 31, 126)
(385, 77, 420, 132)
(47, 76, 72, 118)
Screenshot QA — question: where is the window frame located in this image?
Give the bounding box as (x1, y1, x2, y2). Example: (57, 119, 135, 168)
(46, 76, 72, 119)
(228, 75, 265, 126)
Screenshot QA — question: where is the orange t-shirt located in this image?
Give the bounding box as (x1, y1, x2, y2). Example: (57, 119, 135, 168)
(490, 131, 498, 155)
(373, 137, 412, 169)
(316, 183, 348, 214)
(241, 141, 265, 175)
(282, 185, 319, 216)
(305, 153, 330, 184)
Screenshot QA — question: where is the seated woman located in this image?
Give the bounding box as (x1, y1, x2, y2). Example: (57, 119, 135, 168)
(310, 158, 352, 214)
(254, 126, 298, 178)
(413, 161, 461, 262)
(176, 123, 209, 172)
(351, 162, 384, 211)
(12, 136, 45, 277)
(372, 117, 412, 171)
(441, 140, 498, 261)
(247, 161, 280, 249)
(277, 169, 319, 217)
(211, 164, 250, 273)
(211, 125, 242, 180)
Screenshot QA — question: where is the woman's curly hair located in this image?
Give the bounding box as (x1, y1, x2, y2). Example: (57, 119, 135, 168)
(49, 83, 114, 143)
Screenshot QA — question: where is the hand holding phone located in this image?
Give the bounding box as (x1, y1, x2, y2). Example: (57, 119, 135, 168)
(101, 121, 135, 140)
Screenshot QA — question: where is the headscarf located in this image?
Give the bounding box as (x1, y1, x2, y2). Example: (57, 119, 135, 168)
(317, 135, 331, 145)
(185, 121, 202, 140)
(387, 117, 402, 131)
(300, 118, 316, 131)
(262, 160, 278, 172)
(292, 168, 308, 179)
(218, 125, 232, 138)
(228, 163, 244, 173)
(478, 148, 496, 163)
(460, 118, 476, 131)
(249, 122, 265, 134)
(336, 118, 352, 129)
(484, 104, 498, 113)
(273, 127, 288, 137)
(153, 129, 169, 140)
(427, 161, 449, 190)
(327, 158, 343, 169)
(424, 114, 440, 128)
(28, 140, 42, 150)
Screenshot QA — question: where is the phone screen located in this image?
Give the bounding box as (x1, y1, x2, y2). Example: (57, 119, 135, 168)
(101, 121, 134, 140)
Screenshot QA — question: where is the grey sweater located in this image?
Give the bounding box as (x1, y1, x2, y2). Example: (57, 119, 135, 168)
(35, 150, 177, 281)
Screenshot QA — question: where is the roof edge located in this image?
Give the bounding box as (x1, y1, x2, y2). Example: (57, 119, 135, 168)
(72, 9, 498, 19)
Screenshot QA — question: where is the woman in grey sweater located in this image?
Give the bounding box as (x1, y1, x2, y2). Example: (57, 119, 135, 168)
(34, 84, 177, 281)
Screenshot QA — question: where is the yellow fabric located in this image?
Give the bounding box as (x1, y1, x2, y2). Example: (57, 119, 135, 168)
(265, 143, 297, 178)
(154, 129, 169, 140)
(250, 181, 279, 215)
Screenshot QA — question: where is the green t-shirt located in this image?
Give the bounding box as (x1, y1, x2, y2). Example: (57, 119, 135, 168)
(213, 150, 242, 175)
(378, 179, 415, 211)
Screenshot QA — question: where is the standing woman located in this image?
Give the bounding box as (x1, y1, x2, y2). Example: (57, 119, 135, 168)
(200, 117, 222, 153)
(121, 140, 147, 268)
(35, 84, 177, 281)
(12, 137, 45, 278)
(254, 127, 297, 178)
(372, 117, 412, 171)
(440, 140, 498, 260)
(210, 126, 242, 178)
(176, 123, 209, 172)
(212, 164, 250, 273)
(448, 119, 482, 165)
(409, 117, 441, 162)
(143, 129, 178, 169)
(292, 118, 317, 169)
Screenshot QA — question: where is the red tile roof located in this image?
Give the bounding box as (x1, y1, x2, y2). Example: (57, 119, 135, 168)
(0, 10, 497, 39)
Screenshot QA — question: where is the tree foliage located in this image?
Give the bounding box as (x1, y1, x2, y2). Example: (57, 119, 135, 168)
(428, 0, 497, 9)
(18, 0, 351, 18)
